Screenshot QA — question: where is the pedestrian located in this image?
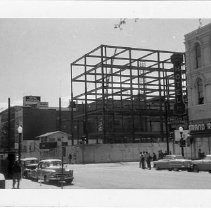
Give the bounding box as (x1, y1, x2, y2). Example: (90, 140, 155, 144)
(152, 153, 157, 161)
(12, 161, 22, 189)
(141, 152, 145, 169)
(139, 152, 142, 168)
(69, 153, 72, 164)
(146, 152, 152, 170)
(143, 151, 147, 169)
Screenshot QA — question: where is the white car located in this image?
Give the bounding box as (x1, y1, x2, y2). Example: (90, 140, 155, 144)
(30, 159, 73, 184)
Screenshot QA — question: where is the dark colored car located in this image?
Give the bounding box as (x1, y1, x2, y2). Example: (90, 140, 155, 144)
(191, 155, 211, 172)
(21, 157, 38, 179)
(153, 155, 192, 171)
(0, 173, 5, 189)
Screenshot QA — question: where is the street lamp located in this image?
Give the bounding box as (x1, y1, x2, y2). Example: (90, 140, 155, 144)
(179, 126, 184, 156)
(17, 126, 23, 163)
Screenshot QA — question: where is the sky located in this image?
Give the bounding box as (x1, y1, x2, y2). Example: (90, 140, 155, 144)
(0, 18, 211, 111)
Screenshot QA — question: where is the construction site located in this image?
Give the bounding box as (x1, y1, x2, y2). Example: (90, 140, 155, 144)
(70, 44, 187, 145)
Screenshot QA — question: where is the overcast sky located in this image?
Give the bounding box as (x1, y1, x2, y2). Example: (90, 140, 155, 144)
(0, 18, 211, 111)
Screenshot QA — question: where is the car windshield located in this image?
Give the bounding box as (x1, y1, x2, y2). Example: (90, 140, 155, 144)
(175, 156, 184, 159)
(162, 155, 184, 160)
(163, 155, 175, 160)
(44, 161, 61, 167)
(24, 159, 38, 166)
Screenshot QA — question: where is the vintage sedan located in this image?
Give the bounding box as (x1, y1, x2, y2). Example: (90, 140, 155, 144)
(0, 173, 5, 189)
(21, 157, 38, 179)
(30, 159, 73, 184)
(192, 155, 211, 172)
(153, 155, 192, 171)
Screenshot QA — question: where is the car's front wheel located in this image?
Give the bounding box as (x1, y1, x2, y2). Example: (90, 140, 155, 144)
(44, 175, 49, 184)
(66, 179, 73, 185)
(155, 165, 160, 170)
(193, 165, 199, 173)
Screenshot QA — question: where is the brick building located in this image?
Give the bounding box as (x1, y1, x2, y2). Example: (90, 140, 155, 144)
(185, 23, 211, 158)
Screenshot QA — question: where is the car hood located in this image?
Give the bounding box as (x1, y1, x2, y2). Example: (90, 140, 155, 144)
(192, 160, 202, 163)
(45, 166, 71, 173)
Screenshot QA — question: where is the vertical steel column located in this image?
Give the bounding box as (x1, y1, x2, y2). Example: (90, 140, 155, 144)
(157, 52, 164, 142)
(129, 49, 135, 142)
(163, 62, 169, 154)
(94, 59, 99, 143)
(8, 98, 11, 151)
(137, 61, 142, 136)
(84, 55, 88, 142)
(119, 63, 124, 138)
(70, 64, 74, 146)
(59, 97, 62, 131)
(111, 53, 115, 142)
(101, 46, 106, 143)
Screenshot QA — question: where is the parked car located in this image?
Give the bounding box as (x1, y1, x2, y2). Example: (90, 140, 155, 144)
(30, 159, 73, 184)
(21, 157, 38, 179)
(0, 173, 5, 189)
(153, 155, 192, 171)
(191, 155, 211, 172)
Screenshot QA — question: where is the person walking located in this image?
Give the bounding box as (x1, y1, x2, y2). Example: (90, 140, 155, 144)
(12, 161, 22, 189)
(146, 153, 152, 170)
(143, 151, 148, 169)
(152, 153, 157, 161)
(139, 152, 142, 168)
(141, 152, 145, 169)
(69, 153, 72, 164)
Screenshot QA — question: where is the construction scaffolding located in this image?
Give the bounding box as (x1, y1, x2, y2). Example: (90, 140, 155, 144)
(70, 45, 187, 144)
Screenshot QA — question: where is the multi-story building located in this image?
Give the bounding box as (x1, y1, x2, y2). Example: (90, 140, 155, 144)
(0, 96, 72, 157)
(185, 23, 211, 158)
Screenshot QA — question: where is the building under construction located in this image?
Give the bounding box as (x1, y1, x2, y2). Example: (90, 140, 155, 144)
(70, 45, 187, 145)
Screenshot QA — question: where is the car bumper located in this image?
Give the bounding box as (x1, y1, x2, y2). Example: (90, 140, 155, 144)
(48, 176, 74, 181)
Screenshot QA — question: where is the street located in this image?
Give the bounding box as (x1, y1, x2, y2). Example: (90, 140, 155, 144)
(5, 162, 211, 189)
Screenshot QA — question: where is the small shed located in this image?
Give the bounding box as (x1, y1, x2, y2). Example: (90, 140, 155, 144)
(36, 131, 71, 162)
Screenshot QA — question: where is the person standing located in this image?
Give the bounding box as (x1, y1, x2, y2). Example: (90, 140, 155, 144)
(146, 153, 152, 170)
(139, 152, 142, 168)
(153, 153, 157, 161)
(143, 151, 147, 169)
(141, 152, 145, 169)
(12, 161, 21, 189)
(69, 153, 72, 164)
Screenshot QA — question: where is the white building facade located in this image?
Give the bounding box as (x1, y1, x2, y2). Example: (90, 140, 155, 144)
(185, 23, 211, 158)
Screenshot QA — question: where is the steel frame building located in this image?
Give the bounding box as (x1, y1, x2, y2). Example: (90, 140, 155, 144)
(70, 45, 187, 145)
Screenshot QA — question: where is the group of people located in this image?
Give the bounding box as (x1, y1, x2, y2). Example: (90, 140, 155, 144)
(139, 150, 171, 169)
(139, 151, 157, 170)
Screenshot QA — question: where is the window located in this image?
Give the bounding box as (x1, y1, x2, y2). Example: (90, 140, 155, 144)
(196, 78, 204, 104)
(195, 43, 201, 68)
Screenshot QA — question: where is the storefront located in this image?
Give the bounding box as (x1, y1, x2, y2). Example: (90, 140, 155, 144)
(189, 120, 211, 159)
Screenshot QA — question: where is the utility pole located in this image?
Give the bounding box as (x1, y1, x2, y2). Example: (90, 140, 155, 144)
(8, 98, 11, 152)
(59, 97, 64, 189)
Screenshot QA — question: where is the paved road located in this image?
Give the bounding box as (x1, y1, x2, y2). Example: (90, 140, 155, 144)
(5, 162, 211, 189)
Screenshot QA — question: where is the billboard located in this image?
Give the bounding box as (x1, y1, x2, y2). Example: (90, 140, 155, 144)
(23, 96, 41, 106)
